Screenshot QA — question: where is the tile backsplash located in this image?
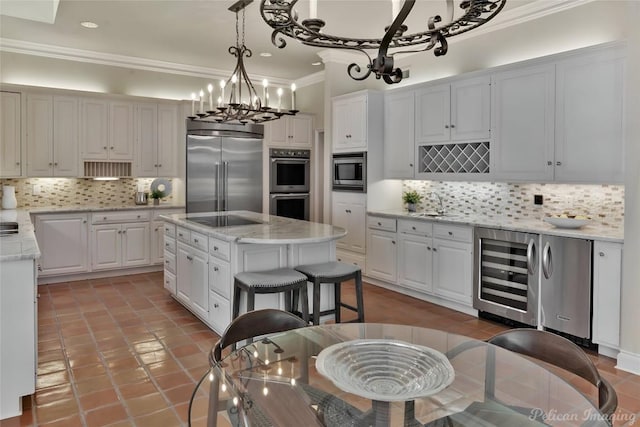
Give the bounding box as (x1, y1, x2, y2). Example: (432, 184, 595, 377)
(0, 178, 175, 208)
(402, 181, 624, 228)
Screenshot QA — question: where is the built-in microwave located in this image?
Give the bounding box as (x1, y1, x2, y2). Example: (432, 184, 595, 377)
(332, 152, 366, 192)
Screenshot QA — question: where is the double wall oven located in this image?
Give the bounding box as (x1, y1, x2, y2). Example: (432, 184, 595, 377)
(269, 148, 310, 220)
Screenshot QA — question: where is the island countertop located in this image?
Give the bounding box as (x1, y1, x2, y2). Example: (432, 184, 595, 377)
(159, 211, 347, 244)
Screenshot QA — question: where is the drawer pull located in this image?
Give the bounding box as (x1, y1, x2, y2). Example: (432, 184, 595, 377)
(165, 243, 170, 247)
(213, 267, 219, 272)
(103, 216, 107, 220)
(433, 248, 438, 252)
(377, 222, 382, 226)
(194, 238, 199, 243)
(165, 260, 169, 264)
(179, 233, 184, 237)
(412, 226, 416, 230)
(165, 280, 169, 285)
(213, 246, 219, 251)
(186, 255, 193, 261)
(137, 215, 141, 219)
(599, 252, 605, 257)
(448, 231, 453, 236)
(214, 303, 219, 308)
(392, 240, 396, 245)
(427, 247, 432, 251)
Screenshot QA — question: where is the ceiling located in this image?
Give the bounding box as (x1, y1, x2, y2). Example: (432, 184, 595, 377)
(0, 0, 566, 82)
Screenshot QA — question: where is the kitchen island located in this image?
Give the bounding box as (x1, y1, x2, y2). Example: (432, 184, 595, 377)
(0, 210, 40, 419)
(159, 211, 346, 334)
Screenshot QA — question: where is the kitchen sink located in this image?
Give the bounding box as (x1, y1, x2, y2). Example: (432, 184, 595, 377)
(409, 212, 447, 218)
(0, 221, 19, 236)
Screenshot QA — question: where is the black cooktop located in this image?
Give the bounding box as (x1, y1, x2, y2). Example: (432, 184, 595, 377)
(186, 215, 262, 228)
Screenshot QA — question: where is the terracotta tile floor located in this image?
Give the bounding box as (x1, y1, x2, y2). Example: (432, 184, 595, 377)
(2, 272, 639, 426)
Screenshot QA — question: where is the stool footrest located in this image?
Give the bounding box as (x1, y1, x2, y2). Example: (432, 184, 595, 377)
(339, 302, 359, 313)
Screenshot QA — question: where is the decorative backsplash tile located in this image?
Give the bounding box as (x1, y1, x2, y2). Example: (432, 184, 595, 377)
(402, 181, 624, 228)
(0, 178, 175, 208)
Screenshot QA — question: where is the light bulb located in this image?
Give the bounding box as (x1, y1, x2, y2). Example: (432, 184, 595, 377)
(207, 83, 213, 93)
(220, 80, 226, 88)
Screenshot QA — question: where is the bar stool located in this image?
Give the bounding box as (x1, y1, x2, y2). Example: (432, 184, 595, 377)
(232, 268, 310, 323)
(295, 261, 365, 326)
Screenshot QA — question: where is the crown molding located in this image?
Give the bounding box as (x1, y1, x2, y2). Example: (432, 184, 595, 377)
(0, 38, 293, 86)
(316, 49, 363, 65)
(294, 70, 325, 88)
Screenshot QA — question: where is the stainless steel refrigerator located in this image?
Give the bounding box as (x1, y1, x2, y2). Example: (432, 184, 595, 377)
(186, 121, 263, 214)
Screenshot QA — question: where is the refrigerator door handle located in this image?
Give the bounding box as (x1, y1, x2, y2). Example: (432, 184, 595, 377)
(526, 239, 537, 275)
(223, 161, 229, 211)
(542, 242, 553, 279)
(215, 162, 221, 211)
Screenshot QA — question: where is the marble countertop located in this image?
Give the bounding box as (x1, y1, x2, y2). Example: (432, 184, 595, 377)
(160, 211, 347, 244)
(0, 210, 40, 262)
(368, 210, 624, 243)
(27, 203, 185, 214)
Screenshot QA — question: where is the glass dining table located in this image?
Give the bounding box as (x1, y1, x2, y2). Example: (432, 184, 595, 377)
(189, 323, 609, 427)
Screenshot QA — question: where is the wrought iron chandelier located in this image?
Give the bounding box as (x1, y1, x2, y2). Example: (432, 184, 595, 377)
(188, 0, 297, 124)
(259, 0, 506, 84)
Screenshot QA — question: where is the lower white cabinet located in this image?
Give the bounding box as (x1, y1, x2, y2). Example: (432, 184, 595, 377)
(332, 192, 366, 254)
(366, 229, 397, 283)
(150, 220, 166, 264)
(92, 222, 150, 270)
(177, 242, 209, 320)
(592, 241, 623, 350)
(34, 213, 89, 276)
(209, 290, 231, 334)
(432, 237, 473, 305)
(398, 234, 433, 293)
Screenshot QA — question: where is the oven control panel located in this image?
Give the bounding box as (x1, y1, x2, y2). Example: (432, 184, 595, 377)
(270, 148, 310, 159)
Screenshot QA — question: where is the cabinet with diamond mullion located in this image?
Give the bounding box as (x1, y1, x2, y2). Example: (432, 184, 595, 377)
(416, 141, 490, 180)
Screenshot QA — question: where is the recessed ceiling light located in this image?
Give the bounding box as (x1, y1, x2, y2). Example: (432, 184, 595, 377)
(80, 21, 99, 29)
(312, 61, 322, 66)
(260, 52, 272, 57)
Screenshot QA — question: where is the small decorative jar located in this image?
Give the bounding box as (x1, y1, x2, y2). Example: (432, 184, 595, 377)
(407, 203, 417, 212)
(2, 185, 17, 209)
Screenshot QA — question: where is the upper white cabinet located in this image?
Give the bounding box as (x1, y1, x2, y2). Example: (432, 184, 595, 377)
(80, 98, 134, 161)
(554, 48, 625, 183)
(135, 102, 178, 177)
(415, 75, 491, 144)
(491, 64, 555, 181)
(26, 94, 79, 177)
(265, 114, 313, 148)
(332, 91, 382, 153)
(0, 91, 22, 178)
(383, 91, 415, 179)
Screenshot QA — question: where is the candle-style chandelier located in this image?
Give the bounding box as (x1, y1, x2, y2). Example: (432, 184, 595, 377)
(188, 0, 298, 124)
(260, 0, 506, 84)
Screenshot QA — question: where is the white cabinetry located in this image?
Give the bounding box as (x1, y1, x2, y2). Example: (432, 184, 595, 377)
(135, 103, 178, 177)
(592, 241, 623, 352)
(163, 223, 177, 294)
(80, 99, 134, 161)
(384, 90, 415, 179)
(332, 91, 382, 153)
(0, 257, 36, 420)
(554, 49, 625, 183)
(398, 220, 433, 293)
(491, 64, 555, 181)
(265, 114, 313, 148)
(432, 225, 473, 305)
(26, 94, 79, 177)
(415, 76, 490, 144)
(34, 213, 89, 276)
(332, 191, 366, 254)
(91, 211, 150, 270)
(177, 240, 209, 320)
(366, 217, 397, 283)
(0, 91, 22, 177)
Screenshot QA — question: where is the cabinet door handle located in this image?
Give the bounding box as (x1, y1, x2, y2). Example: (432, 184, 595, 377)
(194, 238, 199, 243)
(54, 162, 58, 166)
(412, 226, 416, 230)
(377, 222, 382, 226)
(409, 163, 413, 167)
(444, 125, 449, 129)
(104, 216, 107, 220)
(433, 247, 438, 252)
(165, 260, 170, 264)
(448, 231, 453, 236)
(16, 162, 20, 165)
(599, 252, 605, 257)
(450, 124, 455, 128)
(83, 220, 87, 224)
(118, 230, 122, 234)
(48, 162, 52, 166)
(179, 233, 183, 237)
(186, 255, 193, 261)
(137, 215, 141, 218)
(37, 264, 42, 271)
(427, 246, 432, 251)
(111, 146, 114, 150)
(392, 240, 396, 245)
(155, 227, 159, 231)
(213, 266, 219, 272)
(213, 246, 219, 251)
(165, 280, 169, 285)
(123, 230, 127, 234)
(556, 161, 562, 166)
(547, 161, 553, 166)
(214, 303, 219, 308)
(159, 164, 162, 167)
(103, 146, 107, 150)
(165, 243, 170, 247)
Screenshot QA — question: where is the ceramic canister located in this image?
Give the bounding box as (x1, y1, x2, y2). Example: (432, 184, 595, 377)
(1, 185, 17, 209)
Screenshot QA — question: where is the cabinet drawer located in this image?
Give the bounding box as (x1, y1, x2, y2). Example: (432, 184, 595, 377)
(367, 216, 397, 232)
(92, 210, 150, 224)
(209, 258, 231, 299)
(336, 250, 366, 273)
(398, 220, 432, 237)
(209, 237, 230, 261)
(164, 250, 176, 273)
(164, 236, 176, 254)
(209, 291, 231, 334)
(176, 227, 190, 243)
(433, 224, 472, 243)
(191, 231, 208, 252)
(163, 270, 176, 294)
(164, 223, 176, 238)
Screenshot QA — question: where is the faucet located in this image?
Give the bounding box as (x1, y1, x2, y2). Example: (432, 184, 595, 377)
(430, 192, 444, 215)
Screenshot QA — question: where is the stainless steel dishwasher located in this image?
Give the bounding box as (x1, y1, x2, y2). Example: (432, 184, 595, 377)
(540, 235, 592, 340)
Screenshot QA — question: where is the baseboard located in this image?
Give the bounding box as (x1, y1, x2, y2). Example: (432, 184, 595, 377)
(364, 275, 478, 317)
(38, 265, 163, 285)
(597, 344, 620, 359)
(616, 350, 640, 375)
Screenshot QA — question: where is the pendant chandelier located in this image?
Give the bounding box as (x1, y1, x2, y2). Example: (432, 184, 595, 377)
(259, 0, 506, 84)
(188, 0, 298, 124)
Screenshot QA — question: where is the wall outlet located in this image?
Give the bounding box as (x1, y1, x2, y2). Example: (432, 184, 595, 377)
(33, 184, 42, 195)
(534, 194, 543, 205)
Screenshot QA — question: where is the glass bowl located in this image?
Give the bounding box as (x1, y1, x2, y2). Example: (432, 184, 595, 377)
(315, 339, 455, 402)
